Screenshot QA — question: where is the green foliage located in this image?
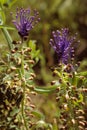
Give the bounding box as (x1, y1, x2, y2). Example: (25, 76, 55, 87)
(34, 85, 58, 93)
(49, 64, 87, 129)
(28, 40, 40, 63)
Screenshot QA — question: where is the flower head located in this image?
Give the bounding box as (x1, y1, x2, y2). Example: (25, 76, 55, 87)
(50, 28, 78, 64)
(11, 7, 40, 40)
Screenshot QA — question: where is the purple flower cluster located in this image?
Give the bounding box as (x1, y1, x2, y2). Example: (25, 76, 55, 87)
(12, 8, 40, 40)
(50, 28, 77, 64)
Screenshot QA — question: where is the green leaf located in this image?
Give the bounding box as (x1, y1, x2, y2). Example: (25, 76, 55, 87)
(0, 25, 15, 30)
(0, 10, 6, 24)
(35, 120, 48, 129)
(78, 71, 87, 76)
(28, 40, 40, 62)
(73, 93, 83, 106)
(1, 28, 13, 50)
(71, 72, 78, 86)
(10, 125, 17, 129)
(32, 110, 45, 120)
(10, 107, 20, 117)
(78, 93, 83, 103)
(28, 40, 36, 51)
(34, 85, 58, 93)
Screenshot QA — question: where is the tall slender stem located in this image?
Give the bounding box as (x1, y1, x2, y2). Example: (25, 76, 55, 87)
(21, 46, 28, 130)
(0, 4, 13, 51)
(1, 28, 13, 50)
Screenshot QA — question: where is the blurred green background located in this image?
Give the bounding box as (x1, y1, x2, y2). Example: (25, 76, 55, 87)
(0, 0, 87, 84)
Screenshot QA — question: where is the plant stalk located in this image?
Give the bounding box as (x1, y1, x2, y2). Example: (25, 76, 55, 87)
(21, 47, 28, 130)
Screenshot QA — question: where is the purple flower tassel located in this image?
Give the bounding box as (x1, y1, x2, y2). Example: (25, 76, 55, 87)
(50, 28, 78, 64)
(11, 7, 40, 40)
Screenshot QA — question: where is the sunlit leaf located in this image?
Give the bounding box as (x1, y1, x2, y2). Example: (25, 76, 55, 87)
(78, 93, 83, 103)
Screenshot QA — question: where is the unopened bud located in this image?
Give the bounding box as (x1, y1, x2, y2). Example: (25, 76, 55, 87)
(65, 93, 69, 100)
(30, 73, 36, 78)
(29, 60, 35, 64)
(78, 126, 84, 130)
(59, 78, 62, 83)
(30, 104, 36, 109)
(27, 97, 31, 102)
(56, 97, 60, 102)
(53, 70, 58, 76)
(29, 113, 34, 118)
(81, 88, 87, 92)
(71, 119, 75, 124)
(56, 87, 60, 92)
(71, 97, 77, 101)
(79, 76, 85, 80)
(76, 109, 85, 114)
(79, 121, 85, 126)
(29, 77, 34, 80)
(50, 81, 56, 85)
(67, 82, 71, 86)
(63, 104, 68, 110)
(68, 74, 73, 78)
(14, 78, 19, 82)
(10, 66, 17, 71)
(11, 49, 16, 53)
(14, 47, 18, 51)
(31, 91, 37, 95)
(22, 77, 26, 82)
(14, 74, 19, 77)
(76, 116, 85, 120)
(77, 61, 81, 66)
(72, 86, 76, 90)
(26, 48, 32, 52)
(17, 58, 21, 65)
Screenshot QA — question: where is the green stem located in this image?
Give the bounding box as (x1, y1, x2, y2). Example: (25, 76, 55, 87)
(0, 4, 13, 51)
(21, 47, 28, 130)
(1, 28, 13, 50)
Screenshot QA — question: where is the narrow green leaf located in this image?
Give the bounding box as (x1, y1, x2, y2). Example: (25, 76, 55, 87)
(28, 40, 36, 51)
(8, 0, 17, 7)
(0, 25, 15, 30)
(78, 71, 87, 76)
(1, 28, 13, 50)
(32, 110, 45, 120)
(34, 85, 58, 93)
(0, 10, 6, 24)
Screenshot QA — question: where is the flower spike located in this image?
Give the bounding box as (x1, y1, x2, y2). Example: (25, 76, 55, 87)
(11, 7, 40, 40)
(50, 28, 78, 64)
